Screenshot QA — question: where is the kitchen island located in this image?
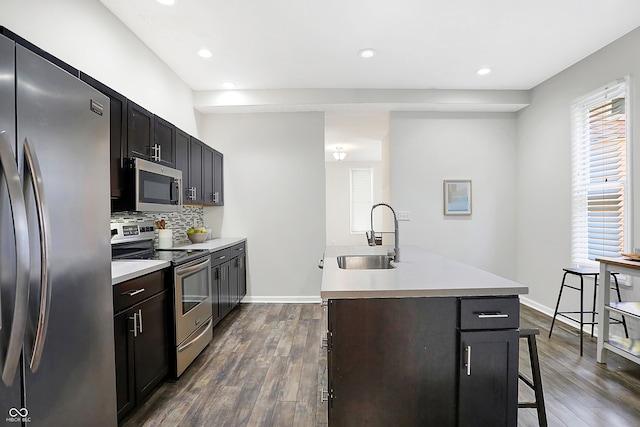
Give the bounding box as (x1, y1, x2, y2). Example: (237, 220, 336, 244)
(320, 245, 528, 427)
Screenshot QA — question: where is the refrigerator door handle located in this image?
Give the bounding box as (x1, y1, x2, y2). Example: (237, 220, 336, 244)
(0, 131, 30, 386)
(23, 138, 52, 372)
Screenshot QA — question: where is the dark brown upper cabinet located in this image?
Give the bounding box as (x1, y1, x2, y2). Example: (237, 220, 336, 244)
(79, 73, 128, 205)
(153, 116, 176, 167)
(127, 101, 153, 161)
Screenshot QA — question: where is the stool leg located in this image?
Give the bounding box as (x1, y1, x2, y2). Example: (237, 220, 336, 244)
(579, 274, 584, 356)
(612, 274, 629, 338)
(528, 335, 548, 427)
(591, 274, 598, 337)
(549, 272, 569, 339)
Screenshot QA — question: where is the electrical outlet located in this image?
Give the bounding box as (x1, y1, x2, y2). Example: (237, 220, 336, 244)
(398, 211, 411, 221)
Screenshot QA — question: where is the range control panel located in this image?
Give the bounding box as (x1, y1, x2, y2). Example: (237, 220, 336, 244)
(111, 220, 156, 244)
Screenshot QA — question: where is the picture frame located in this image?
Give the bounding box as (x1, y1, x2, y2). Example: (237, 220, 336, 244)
(443, 180, 472, 215)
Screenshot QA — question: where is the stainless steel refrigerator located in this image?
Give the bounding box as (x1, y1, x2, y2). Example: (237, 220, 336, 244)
(0, 34, 117, 426)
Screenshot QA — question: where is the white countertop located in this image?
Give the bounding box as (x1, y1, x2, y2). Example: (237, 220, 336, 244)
(171, 237, 246, 251)
(111, 237, 246, 285)
(320, 245, 528, 299)
(111, 260, 171, 285)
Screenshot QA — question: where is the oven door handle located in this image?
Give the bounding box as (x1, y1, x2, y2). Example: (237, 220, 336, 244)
(177, 318, 213, 353)
(175, 257, 210, 277)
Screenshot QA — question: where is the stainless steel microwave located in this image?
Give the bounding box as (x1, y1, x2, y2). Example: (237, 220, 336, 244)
(132, 157, 183, 212)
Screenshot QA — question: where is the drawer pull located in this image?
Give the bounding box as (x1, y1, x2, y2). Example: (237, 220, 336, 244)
(477, 313, 509, 319)
(122, 288, 145, 297)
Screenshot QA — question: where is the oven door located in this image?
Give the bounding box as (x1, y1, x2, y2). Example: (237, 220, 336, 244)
(174, 256, 212, 345)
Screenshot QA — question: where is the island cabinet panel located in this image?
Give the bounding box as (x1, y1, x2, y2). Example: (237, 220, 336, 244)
(327, 297, 458, 427)
(458, 330, 518, 426)
(458, 296, 519, 427)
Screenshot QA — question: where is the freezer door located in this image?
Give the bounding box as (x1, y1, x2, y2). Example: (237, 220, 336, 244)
(16, 45, 116, 426)
(0, 33, 24, 423)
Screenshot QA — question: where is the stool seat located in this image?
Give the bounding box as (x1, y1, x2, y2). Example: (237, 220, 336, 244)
(549, 267, 628, 355)
(562, 266, 599, 275)
(519, 328, 547, 427)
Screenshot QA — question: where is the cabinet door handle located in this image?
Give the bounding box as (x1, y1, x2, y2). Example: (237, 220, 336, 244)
(320, 389, 330, 402)
(138, 309, 143, 334)
(217, 255, 226, 260)
(122, 288, 145, 297)
(151, 143, 160, 162)
(477, 313, 509, 319)
(465, 345, 472, 376)
(213, 192, 219, 203)
(130, 313, 138, 338)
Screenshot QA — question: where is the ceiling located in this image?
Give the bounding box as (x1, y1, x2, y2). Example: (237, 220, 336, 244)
(101, 0, 640, 92)
(99, 0, 640, 160)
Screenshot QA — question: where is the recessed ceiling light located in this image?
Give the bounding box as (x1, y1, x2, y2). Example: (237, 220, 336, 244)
(477, 67, 492, 75)
(198, 49, 212, 58)
(157, 0, 175, 5)
(222, 82, 236, 90)
(359, 49, 376, 58)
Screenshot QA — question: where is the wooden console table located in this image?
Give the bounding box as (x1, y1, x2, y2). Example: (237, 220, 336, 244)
(595, 257, 640, 365)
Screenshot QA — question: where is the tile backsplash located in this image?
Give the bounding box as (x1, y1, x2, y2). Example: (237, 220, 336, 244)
(111, 206, 205, 246)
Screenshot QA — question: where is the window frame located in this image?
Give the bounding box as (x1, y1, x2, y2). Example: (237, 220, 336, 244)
(570, 77, 632, 266)
(349, 168, 374, 234)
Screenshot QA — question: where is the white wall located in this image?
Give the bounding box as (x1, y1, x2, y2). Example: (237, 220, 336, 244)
(516, 26, 640, 313)
(0, 0, 198, 135)
(389, 112, 518, 279)
(201, 113, 326, 302)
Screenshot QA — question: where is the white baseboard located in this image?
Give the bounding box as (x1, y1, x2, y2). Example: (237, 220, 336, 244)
(241, 295, 323, 304)
(520, 295, 604, 337)
(519, 296, 556, 318)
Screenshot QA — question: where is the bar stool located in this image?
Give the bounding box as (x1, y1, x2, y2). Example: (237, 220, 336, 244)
(548, 267, 628, 356)
(519, 329, 547, 427)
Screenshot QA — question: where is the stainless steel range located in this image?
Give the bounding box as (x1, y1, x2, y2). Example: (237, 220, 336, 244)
(111, 220, 213, 377)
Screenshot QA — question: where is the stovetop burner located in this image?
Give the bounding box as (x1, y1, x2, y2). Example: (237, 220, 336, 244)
(111, 220, 209, 266)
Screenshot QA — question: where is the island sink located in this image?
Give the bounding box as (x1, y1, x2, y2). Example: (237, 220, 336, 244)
(336, 254, 396, 270)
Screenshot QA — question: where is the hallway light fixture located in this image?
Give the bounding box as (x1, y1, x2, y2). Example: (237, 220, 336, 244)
(359, 49, 376, 58)
(333, 146, 347, 161)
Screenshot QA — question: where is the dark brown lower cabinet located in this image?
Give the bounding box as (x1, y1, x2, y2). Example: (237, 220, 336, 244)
(113, 271, 169, 422)
(211, 243, 247, 327)
(326, 296, 520, 427)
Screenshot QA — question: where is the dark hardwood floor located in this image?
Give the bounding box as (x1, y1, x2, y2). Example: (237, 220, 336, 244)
(122, 303, 640, 427)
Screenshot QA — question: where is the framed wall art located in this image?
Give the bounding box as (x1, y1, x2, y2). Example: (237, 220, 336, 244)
(443, 180, 472, 215)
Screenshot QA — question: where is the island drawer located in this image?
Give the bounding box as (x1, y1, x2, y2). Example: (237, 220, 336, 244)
(460, 297, 519, 330)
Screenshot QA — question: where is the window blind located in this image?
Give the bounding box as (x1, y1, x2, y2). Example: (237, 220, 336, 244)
(571, 80, 628, 265)
(350, 168, 373, 233)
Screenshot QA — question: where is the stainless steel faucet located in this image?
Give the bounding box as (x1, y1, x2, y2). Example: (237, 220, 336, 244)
(369, 203, 400, 262)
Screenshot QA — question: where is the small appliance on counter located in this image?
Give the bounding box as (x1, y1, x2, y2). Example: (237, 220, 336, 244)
(111, 220, 213, 377)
